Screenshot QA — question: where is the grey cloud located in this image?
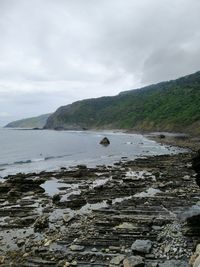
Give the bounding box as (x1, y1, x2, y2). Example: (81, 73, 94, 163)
(0, 0, 200, 125)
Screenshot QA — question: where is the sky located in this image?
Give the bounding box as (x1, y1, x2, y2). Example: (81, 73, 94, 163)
(0, 0, 200, 125)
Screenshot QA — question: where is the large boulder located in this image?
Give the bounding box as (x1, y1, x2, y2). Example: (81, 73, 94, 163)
(100, 137, 110, 146)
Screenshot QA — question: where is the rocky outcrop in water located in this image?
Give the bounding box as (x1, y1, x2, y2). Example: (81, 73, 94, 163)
(100, 137, 110, 146)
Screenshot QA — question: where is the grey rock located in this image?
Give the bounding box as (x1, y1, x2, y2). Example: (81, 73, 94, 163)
(123, 256, 145, 267)
(194, 255, 200, 267)
(159, 260, 189, 267)
(69, 245, 85, 252)
(110, 255, 125, 265)
(131, 239, 152, 254)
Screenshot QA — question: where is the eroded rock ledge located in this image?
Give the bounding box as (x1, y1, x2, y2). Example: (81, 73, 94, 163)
(0, 152, 199, 266)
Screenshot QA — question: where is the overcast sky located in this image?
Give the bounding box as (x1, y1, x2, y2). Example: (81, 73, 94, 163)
(0, 0, 200, 125)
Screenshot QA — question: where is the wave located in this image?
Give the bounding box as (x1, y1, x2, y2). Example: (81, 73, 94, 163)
(0, 154, 73, 168)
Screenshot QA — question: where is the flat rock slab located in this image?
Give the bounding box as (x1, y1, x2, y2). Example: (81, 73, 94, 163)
(159, 260, 190, 267)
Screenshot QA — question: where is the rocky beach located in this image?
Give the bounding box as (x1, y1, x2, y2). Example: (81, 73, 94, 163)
(0, 135, 199, 267)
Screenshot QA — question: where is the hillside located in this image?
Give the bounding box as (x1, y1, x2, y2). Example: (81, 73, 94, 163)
(44, 70, 200, 134)
(5, 114, 51, 129)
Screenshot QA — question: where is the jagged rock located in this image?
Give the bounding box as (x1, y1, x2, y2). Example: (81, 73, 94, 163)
(100, 137, 110, 146)
(34, 216, 49, 232)
(123, 256, 145, 267)
(131, 239, 152, 254)
(159, 260, 189, 267)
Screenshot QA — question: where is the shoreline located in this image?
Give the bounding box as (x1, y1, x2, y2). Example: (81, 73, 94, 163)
(0, 147, 199, 266)
(0, 131, 199, 266)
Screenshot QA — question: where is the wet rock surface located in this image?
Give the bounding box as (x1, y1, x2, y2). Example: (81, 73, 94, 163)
(0, 152, 199, 266)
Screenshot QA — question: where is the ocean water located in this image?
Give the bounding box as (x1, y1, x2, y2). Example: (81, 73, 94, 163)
(0, 128, 183, 177)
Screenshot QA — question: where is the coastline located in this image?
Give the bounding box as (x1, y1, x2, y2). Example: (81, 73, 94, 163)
(0, 134, 199, 266)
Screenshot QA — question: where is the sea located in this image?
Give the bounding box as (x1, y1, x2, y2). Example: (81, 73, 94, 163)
(0, 128, 184, 177)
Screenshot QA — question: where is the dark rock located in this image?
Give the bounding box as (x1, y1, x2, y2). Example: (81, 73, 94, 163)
(192, 150, 200, 187)
(159, 134, 165, 139)
(100, 137, 110, 146)
(52, 194, 61, 203)
(34, 216, 49, 232)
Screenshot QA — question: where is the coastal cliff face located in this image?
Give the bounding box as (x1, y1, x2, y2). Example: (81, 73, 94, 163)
(44, 71, 200, 134)
(5, 114, 51, 129)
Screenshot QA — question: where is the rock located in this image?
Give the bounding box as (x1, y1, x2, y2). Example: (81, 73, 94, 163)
(63, 262, 70, 267)
(71, 261, 77, 266)
(44, 240, 52, 246)
(189, 244, 200, 266)
(69, 245, 85, 252)
(159, 260, 189, 267)
(91, 248, 98, 252)
(17, 239, 25, 247)
(159, 134, 166, 139)
(52, 194, 61, 203)
(0, 256, 5, 264)
(110, 255, 125, 265)
(192, 150, 200, 187)
(63, 214, 74, 223)
(131, 239, 152, 254)
(34, 216, 49, 232)
(194, 255, 200, 267)
(100, 137, 110, 146)
(123, 256, 145, 267)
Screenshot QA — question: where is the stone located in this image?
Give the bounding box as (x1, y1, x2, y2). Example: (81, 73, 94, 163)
(17, 239, 25, 247)
(69, 245, 85, 252)
(44, 240, 52, 246)
(63, 214, 74, 223)
(110, 255, 125, 265)
(131, 239, 152, 254)
(0, 256, 5, 264)
(34, 216, 49, 232)
(100, 137, 110, 146)
(63, 262, 70, 267)
(159, 134, 165, 139)
(52, 194, 61, 203)
(194, 255, 200, 267)
(123, 256, 145, 267)
(159, 260, 189, 267)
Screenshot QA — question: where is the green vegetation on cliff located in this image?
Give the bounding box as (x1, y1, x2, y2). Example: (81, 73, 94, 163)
(43, 71, 200, 134)
(5, 114, 51, 129)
